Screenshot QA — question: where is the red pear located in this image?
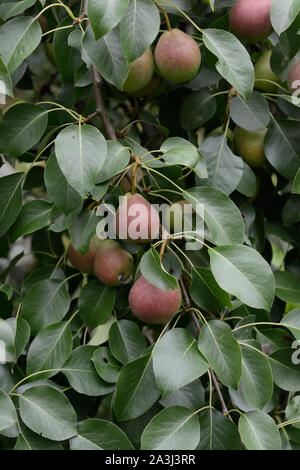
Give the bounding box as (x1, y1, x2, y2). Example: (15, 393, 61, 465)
(129, 276, 182, 324)
(68, 235, 100, 273)
(93, 240, 134, 286)
(116, 193, 160, 243)
(154, 29, 201, 83)
(230, 0, 273, 43)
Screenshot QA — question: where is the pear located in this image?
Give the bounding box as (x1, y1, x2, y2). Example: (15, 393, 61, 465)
(154, 29, 201, 83)
(123, 48, 154, 93)
(116, 193, 160, 243)
(93, 240, 134, 286)
(129, 276, 182, 324)
(230, 0, 273, 43)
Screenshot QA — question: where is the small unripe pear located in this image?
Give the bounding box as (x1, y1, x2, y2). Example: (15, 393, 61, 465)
(93, 240, 134, 286)
(230, 0, 273, 43)
(116, 193, 160, 243)
(254, 51, 280, 93)
(154, 29, 201, 83)
(123, 48, 154, 93)
(234, 127, 267, 168)
(129, 276, 182, 324)
(68, 235, 100, 273)
(287, 59, 300, 95)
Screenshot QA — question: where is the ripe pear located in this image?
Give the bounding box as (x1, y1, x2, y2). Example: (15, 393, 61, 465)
(68, 235, 101, 273)
(254, 51, 280, 93)
(123, 48, 155, 93)
(154, 29, 201, 83)
(129, 276, 182, 324)
(230, 0, 273, 43)
(234, 127, 267, 168)
(116, 193, 160, 243)
(287, 59, 300, 95)
(93, 239, 134, 286)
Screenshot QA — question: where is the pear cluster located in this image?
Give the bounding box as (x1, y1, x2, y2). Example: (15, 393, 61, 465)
(68, 193, 183, 325)
(123, 28, 201, 94)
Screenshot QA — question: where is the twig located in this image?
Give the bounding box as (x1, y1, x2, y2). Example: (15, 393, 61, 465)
(73, 0, 88, 25)
(92, 66, 118, 141)
(210, 368, 233, 422)
(178, 278, 200, 333)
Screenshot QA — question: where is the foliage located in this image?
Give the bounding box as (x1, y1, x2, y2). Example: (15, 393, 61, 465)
(0, 0, 300, 451)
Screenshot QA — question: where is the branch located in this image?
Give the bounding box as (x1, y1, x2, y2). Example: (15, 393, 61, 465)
(92, 66, 118, 141)
(178, 278, 200, 333)
(73, 0, 88, 25)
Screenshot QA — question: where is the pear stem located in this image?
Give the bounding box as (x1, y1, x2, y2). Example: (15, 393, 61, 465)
(155, 3, 172, 31)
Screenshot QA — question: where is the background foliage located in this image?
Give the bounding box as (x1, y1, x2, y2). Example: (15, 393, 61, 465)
(0, 0, 300, 451)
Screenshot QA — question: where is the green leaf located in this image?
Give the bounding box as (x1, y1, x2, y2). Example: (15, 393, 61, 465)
(0, 173, 23, 237)
(153, 329, 208, 399)
(19, 385, 77, 441)
(141, 406, 200, 450)
(88, 0, 129, 40)
(179, 88, 217, 130)
(83, 26, 129, 90)
(269, 348, 300, 391)
(7, 316, 30, 360)
(265, 118, 300, 180)
(92, 347, 121, 383)
(236, 161, 257, 197)
(198, 134, 243, 195)
(0, 392, 17, 431)
(0, 1, 37, 21)
(44, 154, 83, 216)
(161, 137, 199, 168)
(114, 353, 160, 421)
(88, 316, 116, 346)
(120, 0, 160, 63)
(79, 280, 116, 327)
(190, 267, 232, 313)
(238, 411, 281, 450)
(21, 279, 70, 335)
(97, 141, 131, 183)
(185, 186, 245, 245)
(69, 209, 98, 253)
(14, 423, 63, 450)
(53, 17, 81, 83)
(275, 271, 300, 303)
(202, 29, 254, 100)
(271, 0, 300, 35)
(285, 395, 300, 429)
(0, 318, 16, 363)
(240, 345, 273, 409)
(0, 56, 13, 98)
(160, 380, 205, 411)
(229, 92, 270, 132)
(0, 103, 48, 158)
(109, 319, 146, 364)
(26, 321, 73, 379)
(198, 408, 241, 450)
(9, 200, 53, 242)
(293, 168, 300, 194)
(0, 283, 13, 300)
(55, 125, 107, 196)
(62, 345, 115, 396)
(140, 246, 179, 292)
(70, 418, 134, 450)
(209, 245, 275, 311)
(198, 320, 242, 388)
(0, 16, 42, 73)
(281, 309, 300, 340)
